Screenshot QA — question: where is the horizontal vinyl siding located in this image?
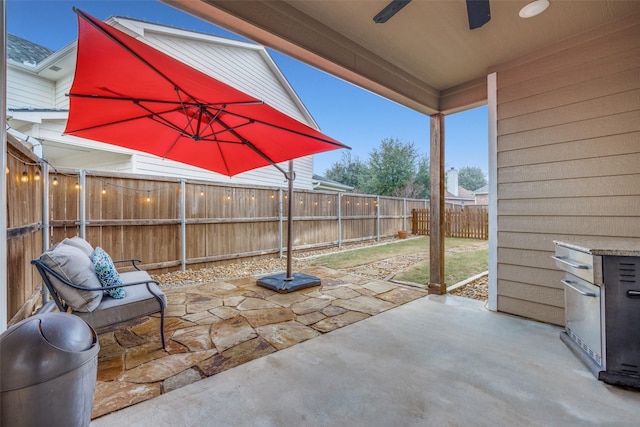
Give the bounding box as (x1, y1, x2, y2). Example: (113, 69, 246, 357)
(133, 155, 313, 190)
(54, 74, 73, 109)
(141, 33, 310, 124)
(7, 68, 55, 108)
(494, 17, 640, 325)
(37, 120, 314, 190)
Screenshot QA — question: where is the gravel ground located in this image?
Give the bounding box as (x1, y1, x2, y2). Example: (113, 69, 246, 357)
(449, 275, 488, 300)
(152, 236, 488, 302)
(152, 238, 399, 288)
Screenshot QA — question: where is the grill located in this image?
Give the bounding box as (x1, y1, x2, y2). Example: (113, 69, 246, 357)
(553, 239, 640, 388)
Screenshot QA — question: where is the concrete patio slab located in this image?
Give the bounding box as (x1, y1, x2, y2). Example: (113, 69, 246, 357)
(91, 295, 639, 426)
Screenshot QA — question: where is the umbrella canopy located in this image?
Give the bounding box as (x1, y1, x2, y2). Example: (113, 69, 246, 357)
(64, 8, 348, 177)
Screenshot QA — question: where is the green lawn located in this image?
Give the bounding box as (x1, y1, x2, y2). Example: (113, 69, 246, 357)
(310, 236, 488, 286)
(395, 247, 488, 286)
(311, 237, 429, 270)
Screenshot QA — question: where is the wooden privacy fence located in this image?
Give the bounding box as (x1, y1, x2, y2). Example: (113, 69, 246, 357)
(412, 207, 489, 240)
(6, 140, 429, 323)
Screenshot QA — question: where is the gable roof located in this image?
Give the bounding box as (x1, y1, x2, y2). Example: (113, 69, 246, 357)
(312, 174, 353, 192)
(474, 185, 489, 195)
(7, 33, 54, 65)
(446, 186, 475, 202)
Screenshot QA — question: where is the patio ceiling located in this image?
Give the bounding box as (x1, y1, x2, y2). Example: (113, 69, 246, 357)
(162, 0, 640, 115)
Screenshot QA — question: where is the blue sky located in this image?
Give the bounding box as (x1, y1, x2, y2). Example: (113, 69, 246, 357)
(6, 0, 488, 176)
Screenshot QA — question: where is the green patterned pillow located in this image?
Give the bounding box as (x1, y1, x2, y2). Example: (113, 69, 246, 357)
(92, 247, 125, 299)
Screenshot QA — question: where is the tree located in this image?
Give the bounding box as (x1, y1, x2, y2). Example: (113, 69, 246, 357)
(414, 155, 430, 199)
(458, 166, 487, 191)
(324, 152, 370, 192)
(366, 138, 419, 196)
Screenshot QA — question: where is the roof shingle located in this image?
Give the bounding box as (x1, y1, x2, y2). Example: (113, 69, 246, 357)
(7, 33, 54, 65)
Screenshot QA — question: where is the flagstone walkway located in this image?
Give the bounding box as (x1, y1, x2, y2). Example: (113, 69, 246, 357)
(91, 265, 428, 419)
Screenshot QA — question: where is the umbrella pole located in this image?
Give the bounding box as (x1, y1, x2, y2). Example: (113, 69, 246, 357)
(256, 160, 321, 293)
(285, 160, 294, 281)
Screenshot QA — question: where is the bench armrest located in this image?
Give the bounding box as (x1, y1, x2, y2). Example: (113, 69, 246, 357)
(112, 258, 143, 271)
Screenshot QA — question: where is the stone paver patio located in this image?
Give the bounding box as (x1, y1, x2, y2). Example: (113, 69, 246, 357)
(92, 265, 427, 419)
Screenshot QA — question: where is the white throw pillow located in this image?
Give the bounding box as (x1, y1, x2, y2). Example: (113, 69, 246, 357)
(61, 236, 95, 258)
(40, 243, 103, 312)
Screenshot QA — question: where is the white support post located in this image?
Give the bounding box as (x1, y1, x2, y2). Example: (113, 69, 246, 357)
(1, 0, 7, 332)
(487, 72, 498, 312)
(180, 179, 186, 271)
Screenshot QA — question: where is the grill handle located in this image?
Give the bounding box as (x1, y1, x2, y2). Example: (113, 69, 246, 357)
(562, 279, 597, 297)
(627, 290, 640, 299)
(552, 255, 590, 270)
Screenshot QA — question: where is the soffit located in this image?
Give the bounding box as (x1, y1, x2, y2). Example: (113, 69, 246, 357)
(164, 0, 640, 113)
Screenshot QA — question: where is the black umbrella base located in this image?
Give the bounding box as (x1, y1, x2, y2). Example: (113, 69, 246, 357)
(256, 272, 321, 294)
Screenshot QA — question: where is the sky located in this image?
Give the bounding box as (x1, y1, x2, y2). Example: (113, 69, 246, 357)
(5, 0, 488, 176)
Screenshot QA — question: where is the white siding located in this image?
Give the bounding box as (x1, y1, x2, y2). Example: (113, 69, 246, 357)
(140, 32, 309, 123)
(133, 154, 312, 189)
(54, 74, 73, 109)
(7, 67, 55, 109)
(35, 119, 314, 189)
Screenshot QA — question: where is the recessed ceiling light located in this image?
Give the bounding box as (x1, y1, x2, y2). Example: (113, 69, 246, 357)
(519, 0, 550, 18)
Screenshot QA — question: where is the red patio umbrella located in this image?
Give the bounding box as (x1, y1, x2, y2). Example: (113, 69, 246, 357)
(64, 8, 349, 292)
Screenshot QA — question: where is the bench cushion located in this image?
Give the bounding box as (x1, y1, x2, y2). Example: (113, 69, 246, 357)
(75, 271, 166, 330)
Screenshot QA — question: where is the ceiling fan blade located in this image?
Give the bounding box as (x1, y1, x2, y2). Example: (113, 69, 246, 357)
(373, 0, 412, 24)
(466, 0, 491, 30)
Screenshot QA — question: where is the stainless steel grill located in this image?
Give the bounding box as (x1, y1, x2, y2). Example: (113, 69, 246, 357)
(554, 239, 640, 388)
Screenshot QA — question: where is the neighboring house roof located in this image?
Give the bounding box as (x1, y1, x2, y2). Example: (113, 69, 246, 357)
(445, 186, 475, 204)
(7, 33, 54, 65)
(311, 174, 353, 192)
(446, 186, 475, 200)
(473, 185, 488, 195)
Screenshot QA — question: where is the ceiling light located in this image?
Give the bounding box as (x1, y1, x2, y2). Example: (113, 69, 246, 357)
(519, 0, 549, 18)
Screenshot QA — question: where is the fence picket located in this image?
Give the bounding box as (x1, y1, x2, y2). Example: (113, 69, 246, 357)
(411, 207, 488, 240)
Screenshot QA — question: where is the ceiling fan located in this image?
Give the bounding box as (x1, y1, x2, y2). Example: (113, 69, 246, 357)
(373, 0, 491, 30)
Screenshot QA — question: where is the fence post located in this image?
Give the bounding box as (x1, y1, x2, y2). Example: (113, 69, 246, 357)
(376, 195, 380, 242)
(403, 198, 407, 231)
(78, 169, 86, 238)
(180, 179, 186, 271)
(337, 192, 342, 248)
(278, 188, 284, 258)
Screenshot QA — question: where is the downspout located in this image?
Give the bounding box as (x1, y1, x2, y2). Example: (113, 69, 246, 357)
(41, 161, 50, 304)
